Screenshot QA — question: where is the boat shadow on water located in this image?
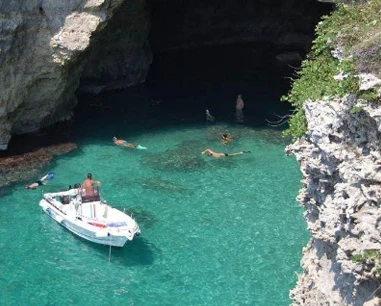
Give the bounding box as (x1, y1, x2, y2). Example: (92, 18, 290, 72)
(38, 188, 159, 267)
(80, 236, 158, 267)
(49, 221, 158, 267)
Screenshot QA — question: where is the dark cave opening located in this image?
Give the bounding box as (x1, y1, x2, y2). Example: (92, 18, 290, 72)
(140, 0, 333, 125)
(75, 0, 334, 118)
(75, 0, 333, 128)
(140, 0, 333, 123)
(2, 0, 334, 156)
(76, 42, 296, 128)
(147, 0, 333, 54)
(144, 42, 296, 125)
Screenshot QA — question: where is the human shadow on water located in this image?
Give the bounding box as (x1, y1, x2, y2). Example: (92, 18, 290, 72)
(39, 215, 160, 267)
(141, 140, 206, 172)
(206, 158, 240, 170)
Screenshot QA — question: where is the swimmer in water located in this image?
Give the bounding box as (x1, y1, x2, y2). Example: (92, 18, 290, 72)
(112, 137, 147, 150)
(221, 133, 233, 145)
(25, 173, 55, 189)
(201, 148, 250, 159)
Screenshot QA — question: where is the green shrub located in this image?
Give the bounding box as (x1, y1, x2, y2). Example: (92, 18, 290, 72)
(282, 109, 307, 141)
(350, 105, 362, 114)
(282, 0, 381, 140)
(351, 249, 381, 276)
(358, 88, 380, 102)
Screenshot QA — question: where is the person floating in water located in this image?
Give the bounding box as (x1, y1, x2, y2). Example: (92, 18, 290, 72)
(25, 173, 55, 189)
(235, 94, 244, 123)
(205, 109, 215, 123)
(112, 137, 147, 150)
(201, 148, 251, 159)
(221, 133, 233, 145)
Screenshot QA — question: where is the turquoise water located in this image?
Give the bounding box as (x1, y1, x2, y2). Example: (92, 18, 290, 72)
(1, 44, 308, 305)
(0, 115, 308, 305)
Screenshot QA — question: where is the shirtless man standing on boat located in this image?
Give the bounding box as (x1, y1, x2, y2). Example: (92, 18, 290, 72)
(201, 149, 251, 159)
(82, 173, 101, 197)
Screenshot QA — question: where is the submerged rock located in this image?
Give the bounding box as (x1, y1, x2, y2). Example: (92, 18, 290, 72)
(141, 141, 206, 172)
(133, 177, 193, 194)
(0, 142, 77, 189)
(126, 206, 157, 229)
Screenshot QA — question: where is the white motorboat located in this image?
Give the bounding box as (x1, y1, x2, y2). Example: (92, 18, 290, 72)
(39, 185, 141, 247)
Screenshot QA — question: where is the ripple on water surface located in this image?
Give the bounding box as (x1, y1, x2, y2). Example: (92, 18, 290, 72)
(0, 123, 308, 306)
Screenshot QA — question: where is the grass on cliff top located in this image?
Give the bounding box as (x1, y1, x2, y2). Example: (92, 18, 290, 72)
(282, 0, 381, 141)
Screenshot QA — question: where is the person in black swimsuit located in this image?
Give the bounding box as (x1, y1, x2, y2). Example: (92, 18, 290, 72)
(25, 173, 54, 189)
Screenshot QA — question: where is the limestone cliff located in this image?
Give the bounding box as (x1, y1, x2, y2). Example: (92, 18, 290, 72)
(285, 1, 381, 304)
(0, 0, 151, 150)
(287, 93, 381, 305)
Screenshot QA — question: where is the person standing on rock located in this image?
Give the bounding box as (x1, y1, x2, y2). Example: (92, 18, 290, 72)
(206, 109, 215, 123)
(236, 94, 244, 123)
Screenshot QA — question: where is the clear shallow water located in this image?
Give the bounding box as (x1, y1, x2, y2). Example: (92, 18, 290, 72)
(0, 117, 308, 305)
(2, 44, 307, 305)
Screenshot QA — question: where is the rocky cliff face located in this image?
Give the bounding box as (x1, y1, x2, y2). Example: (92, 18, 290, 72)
(0, 0, 151, 150)
(0, 0, 331, 150)
(286, 88, 381, 305)
(148, 0, 330, 53)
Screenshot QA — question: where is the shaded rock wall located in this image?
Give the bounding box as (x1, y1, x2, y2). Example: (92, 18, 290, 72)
(0, 0, 150, 150)
(80, 0, 152, 92)
(148, 0, 332, 53)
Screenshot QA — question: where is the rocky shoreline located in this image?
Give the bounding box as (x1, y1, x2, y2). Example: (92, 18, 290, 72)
(0, 122, 77, 189)
(286, 94, 381, 306)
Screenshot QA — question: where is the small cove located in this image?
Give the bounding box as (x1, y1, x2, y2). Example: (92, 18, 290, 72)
(0, 44, 309, 305)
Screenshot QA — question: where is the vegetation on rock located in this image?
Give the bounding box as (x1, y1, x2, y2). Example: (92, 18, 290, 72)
(351, 250, 381, 277)
(282, 0, 381, 140)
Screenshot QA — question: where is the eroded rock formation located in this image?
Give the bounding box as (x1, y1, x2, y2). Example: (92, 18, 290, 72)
(286, 91, 381, 305)
(0, 0, 151, 150)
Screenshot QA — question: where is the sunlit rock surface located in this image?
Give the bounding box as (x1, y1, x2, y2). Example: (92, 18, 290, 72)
(287, 93, 381, 305)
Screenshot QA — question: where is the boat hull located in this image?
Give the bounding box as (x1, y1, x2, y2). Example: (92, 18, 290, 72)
(39, 192, 140, 248)
(45, 207, 129, 247)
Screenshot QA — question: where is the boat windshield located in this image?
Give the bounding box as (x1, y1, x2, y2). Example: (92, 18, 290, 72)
(82, 185, 101, 202)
